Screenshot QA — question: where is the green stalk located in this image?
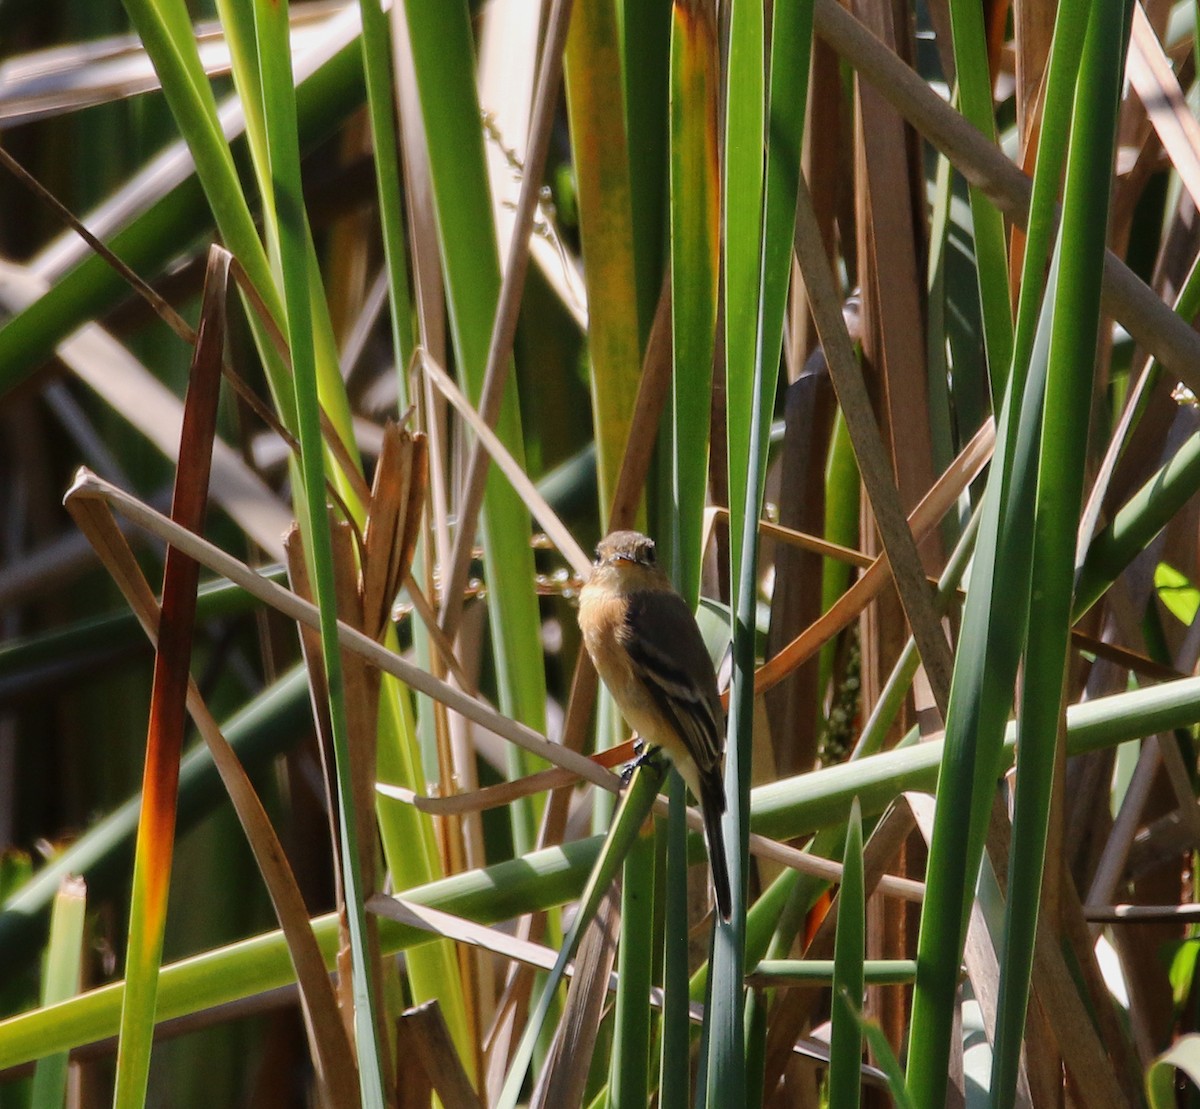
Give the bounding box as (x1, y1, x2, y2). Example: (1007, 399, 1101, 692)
(357, 0, 417, 389)
(356, 0, 468, 1064)
(1075, 430, 1200, 617)
(253, 1, 384, 1099)
(667, 0, 719, 598)
(30, 877, 86, 1107)
(666, 7, 719, 1098)
(991, 1, 1129, 1102)
(706, 0, 765, 1089)
(659, 773, 691, 1109)
(905, 0, 1093, 1092)
(944, 0, 1012, 400)
(827, 798, 864, 1109)
(610, 826, 656, 1106)
(707, 2, 813, 1100)
(565, 0, 642, 518)
(497, 760, 668, 1109)
(404, 0, 547, 857)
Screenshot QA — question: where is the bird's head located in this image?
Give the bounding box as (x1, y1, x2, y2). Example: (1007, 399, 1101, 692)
(595, 530, 657, 569)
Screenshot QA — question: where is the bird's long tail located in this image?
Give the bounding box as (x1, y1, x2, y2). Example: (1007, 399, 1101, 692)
(700, 777, 732, 922)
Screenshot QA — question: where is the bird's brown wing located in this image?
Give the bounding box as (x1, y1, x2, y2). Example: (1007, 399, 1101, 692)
(622, 589, 725, 776)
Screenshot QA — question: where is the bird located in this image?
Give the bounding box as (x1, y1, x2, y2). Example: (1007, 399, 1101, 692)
(577, 529, 731, 921)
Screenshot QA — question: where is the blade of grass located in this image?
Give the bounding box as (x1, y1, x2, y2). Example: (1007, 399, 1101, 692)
(827, 798, 864, 1109)
(619, 0, 671, 345)
(404, 0, 548, 863)
(710, 4, 815, 1097)
(709, 0, 768, 1093)
(665, 9, 719, 1101)
(111, 244, 225, 1108)
(358, 17, 475, 1062)
(852, 1006, 917, 1109)
(942, 0, 1012, 403)
(991, 0, 1130, 1102)
(668, 0, 719, 597)
(608, 822, 656, 1106)
(1146, 1035, 1200, 1108)
(564, 0, 641, 520)
(722, 0, 764, 564)
(1075, 429, 1200, 616)
(659, 771, 690, 1109)
(356, 0, 416, 391)
(904, 0, 1093, 1092)
(497, 759, 668, 1109)
(435, 0, 572, 643)
(253, 1, 386, 1099)
(29, 876, 86, 1108)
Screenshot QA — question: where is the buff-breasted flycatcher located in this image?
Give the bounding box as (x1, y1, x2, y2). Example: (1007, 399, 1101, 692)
(578, 530, 731, 920)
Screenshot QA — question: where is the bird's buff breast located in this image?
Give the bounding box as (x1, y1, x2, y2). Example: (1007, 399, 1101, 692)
(578, 585, 663, 732)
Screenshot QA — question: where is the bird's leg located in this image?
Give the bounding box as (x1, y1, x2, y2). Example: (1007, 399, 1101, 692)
(633, 741, 667, 772)
(620, 737, 645, 784)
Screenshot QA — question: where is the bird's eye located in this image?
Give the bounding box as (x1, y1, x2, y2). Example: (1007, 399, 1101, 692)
(642, 542, 656, 565)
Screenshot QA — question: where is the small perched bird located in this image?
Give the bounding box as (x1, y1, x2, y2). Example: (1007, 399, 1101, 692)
(578, 530, 731, 921)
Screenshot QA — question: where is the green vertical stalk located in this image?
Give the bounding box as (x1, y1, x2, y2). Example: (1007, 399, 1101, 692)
(358, 0, 417, 389)
(253, 1, 385, 1100)
(610, 825, 656, 1105)
(659, 773, 692, 1109)
(619, 0, 671, 346)
(707, 1, 812, 1101)
(357, 0, 468, 1064)
(990, 0, 1129, 1103)
(565, 0, 642, 519)
(31, 877, 86, 1107)
(705, 0, 765, 1097)
(944, 0, 1012, 399)
(404, 0, 547, 858)
(664, 8, 720, 1102)
(722, 0, 764, 563)
(668, 0, 719, 601)
(905, 0, 1094, 1097)
(828, 799, 864, 1109)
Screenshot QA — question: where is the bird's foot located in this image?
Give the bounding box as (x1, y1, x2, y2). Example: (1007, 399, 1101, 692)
(620, 741, 666, 784)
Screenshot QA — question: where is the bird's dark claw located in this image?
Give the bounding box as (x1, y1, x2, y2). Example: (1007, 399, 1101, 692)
(620, 740, 667, 785)
(634, 741, 667, 771)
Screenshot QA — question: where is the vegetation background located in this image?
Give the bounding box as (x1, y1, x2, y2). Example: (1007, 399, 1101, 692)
(0, 0, 1199, 1106)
